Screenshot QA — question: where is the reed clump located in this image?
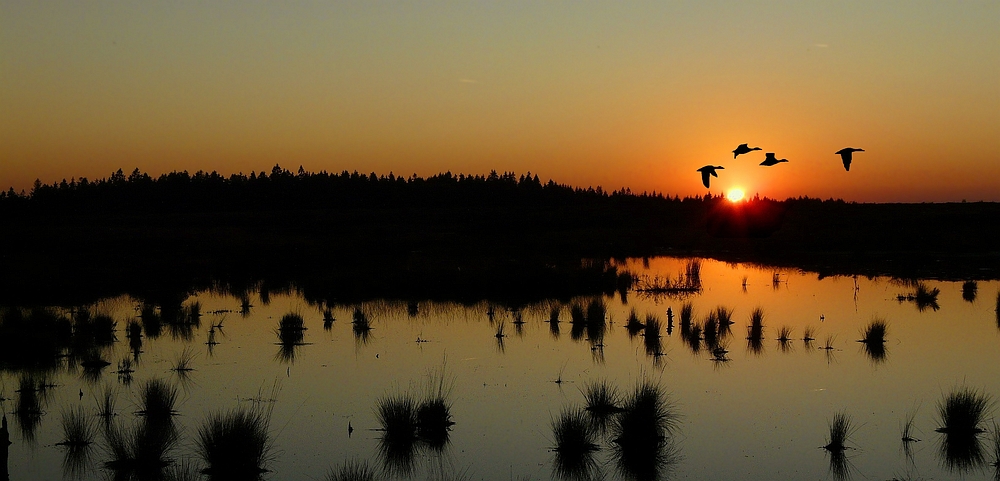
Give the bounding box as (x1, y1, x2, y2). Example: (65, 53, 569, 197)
(137, 379, 179, 421)
(57, 405, 95, 448)
(611, 380, 679, 480)
(859, 318, 888, 344)
(197, 403, 275, 477)
(643, 314, 663, 357)
(679, 302, 693, 334)
(624, 310, 644, 337)
(551, 407, 600, 480)
(937, 387, 992, 435)
(823, 411, 855, 452)
(746, 307, 765, 356)
(352, 308, 372, 338)
(962, 281, 978, 302)
(172, 347, 196, 372)
(703, 312, 718, 349)
(103, 417, 179, 476)
(858, 317, 888, 363)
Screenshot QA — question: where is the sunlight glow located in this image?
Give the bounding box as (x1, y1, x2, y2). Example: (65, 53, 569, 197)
(727, 188, 745, 202)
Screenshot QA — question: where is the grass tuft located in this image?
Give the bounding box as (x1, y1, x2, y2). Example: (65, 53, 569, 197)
(137, 379, 179, 421)
(551, 407, 600, 480)
(197, 402, 274, 477)
(57, 405, 95, 447)
(823, 411, 855, 452)
(611, 380, 679, 480)
(937, 387, 992, 434)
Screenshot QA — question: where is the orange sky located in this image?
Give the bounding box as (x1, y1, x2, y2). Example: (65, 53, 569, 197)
(2, 2, 998, 202)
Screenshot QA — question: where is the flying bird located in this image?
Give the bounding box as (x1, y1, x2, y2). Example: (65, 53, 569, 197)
(733, 144, 762, 159)
(697, 165, 725, 188)
(836, 148, 864, 171)
(759, 153, 789, 167)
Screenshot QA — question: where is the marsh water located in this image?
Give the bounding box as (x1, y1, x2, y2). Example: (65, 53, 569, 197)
(4, 257, 1000, 480)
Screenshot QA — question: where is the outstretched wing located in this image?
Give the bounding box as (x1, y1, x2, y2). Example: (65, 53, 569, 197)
(839, 152, 852, 171)
(701, 170, 712, 188)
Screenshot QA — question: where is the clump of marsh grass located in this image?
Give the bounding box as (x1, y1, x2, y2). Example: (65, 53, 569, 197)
(549, 307, 562, 339)
(416, 364, 455, 449)
(936, 388, 991, 473)
(326, 459, 381, 481)
(103, 417, 180, 477)
(569, 304, 586, 341)
(714, 306, 734, 327)
(624, 309, 644, 337)
(239, 296, 253, 318)
(278, 312, 306, 335)
(352, 308, 373, 344)
(276, 312, 309, 361)
(583, 380, 623, 434)
(551, 407, 600, 481)
(611, 380, 679, 480)
(57, 405, 97, 475)
(803, 326, 815, 343)
(375, 393, 419, 476)
(823, 411, 856, 452)
(686, 323, 702, 353)
(703, 312, 718, 349)
(643, 315, 663, 357)
(196, 402, 275, 478)
(901, 408, 920, 443)
(137, 379, 179, 421)
(684, 259, 702, 287)
(57, 405, 96, 447)
(776, 326, 793, 353)
(776, 326, 792, 342)
(171, 347, 196, 373)
(96, 386, 118, 424)
(937, 387, 992, 435)
(322, 308, 335, 330)
(897, 283, 941, 312)
(14, 374, 46, 441)
(962, 281, 978, 303)
(858, 317, 889, 364)
(679, 302, 693, 335)
(585, 298, 607, 345)
(746, 307, 765, 355)
(125, 319, 142, 340)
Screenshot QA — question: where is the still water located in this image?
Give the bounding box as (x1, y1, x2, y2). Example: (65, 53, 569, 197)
(4, 257, 1000, 480)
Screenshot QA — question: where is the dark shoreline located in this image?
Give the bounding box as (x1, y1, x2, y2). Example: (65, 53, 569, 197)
(3, 169, 999, 305)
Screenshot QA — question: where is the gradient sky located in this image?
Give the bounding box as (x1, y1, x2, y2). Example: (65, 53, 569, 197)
(2, 1, 998, 202)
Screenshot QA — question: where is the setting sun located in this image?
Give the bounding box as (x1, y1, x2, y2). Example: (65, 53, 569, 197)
(727, 188, 745, 202)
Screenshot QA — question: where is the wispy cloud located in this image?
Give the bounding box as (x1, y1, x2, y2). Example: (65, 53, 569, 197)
(813, 43, 829, 48)
(459, 78, 477, 84)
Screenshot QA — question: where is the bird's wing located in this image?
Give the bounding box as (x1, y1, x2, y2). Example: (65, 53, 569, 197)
(701, 170, 711, 187)
(842, 156, 851, 171)
(711, 169, 719, 177)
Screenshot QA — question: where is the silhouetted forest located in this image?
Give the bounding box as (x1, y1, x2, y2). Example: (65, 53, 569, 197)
(2, 166, 999, 305)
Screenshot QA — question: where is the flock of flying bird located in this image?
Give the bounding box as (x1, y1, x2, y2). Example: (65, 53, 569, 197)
(696, 144, 865, 188)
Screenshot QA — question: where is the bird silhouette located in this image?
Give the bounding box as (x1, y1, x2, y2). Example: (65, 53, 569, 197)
(759, 153, 788, 167)
(348, 421, 354, 437)
(697, 165, 725, 188)
(733, 144, 762, 159)
(835, 148, 864, 171)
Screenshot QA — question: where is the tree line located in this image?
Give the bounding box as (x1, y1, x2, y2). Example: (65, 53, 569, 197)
(1, 165, 734, 214)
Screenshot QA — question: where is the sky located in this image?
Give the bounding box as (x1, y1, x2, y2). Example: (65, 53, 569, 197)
(2, 1, 998, 202)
